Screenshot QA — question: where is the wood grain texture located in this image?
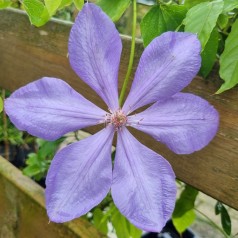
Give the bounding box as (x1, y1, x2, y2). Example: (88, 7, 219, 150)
(0, 157, 105, 238)
(0, 9, 238, 210)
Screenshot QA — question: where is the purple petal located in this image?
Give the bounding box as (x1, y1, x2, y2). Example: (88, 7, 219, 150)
(69, 3, 121, 111)
(112, 128, 176, 232)
(123, 32, 201, 113)
(128, 93, 219, 154)
(46, 126, 114, 222)
(5, 77, 106, 140)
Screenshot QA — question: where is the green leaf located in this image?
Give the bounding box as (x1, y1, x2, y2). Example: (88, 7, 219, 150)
(221, 205, 231, 235)
(129, 222, 142, 238)
(172, 185, 198, 233)
(23, 151, 49, 180)
(97, 0, 131, 22)
(23, 163, 41, 177)
(223, 0, 238, 12)
(141, 6, 165, 47)
(173, 209, 196, 234)
(111, 208, 130, 238)
(217, 19, 238, 93)
(199, 27, 219, 77)
(73, 0, 84, 10)
(59, 0, 73, 9)
(215, 202, 231, 235)
(141, 4, 187, 47)
(111, 206, 142, 238)
(37, 138, 63, 159)
(25, 153, 38, 165)
(0, 0, 11, 9)
(215, 201, 223, 215)
(217, 14, 229, 29)
(184, 0, 212, 8)
(0, 97, 3, 113)
(5, 125, 24, 145)
(23, 139, 63, 180)
(44, 0, 61, 16)
(93, 208, 108, 234)
(23, 0, 50, 27)
(184, 0, 224, 50)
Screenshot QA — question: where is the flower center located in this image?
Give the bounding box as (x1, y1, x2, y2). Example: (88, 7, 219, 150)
(106, 109, 127, 130)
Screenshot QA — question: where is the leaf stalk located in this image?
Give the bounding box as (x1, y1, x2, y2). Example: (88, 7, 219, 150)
(119, 0, 137, 107)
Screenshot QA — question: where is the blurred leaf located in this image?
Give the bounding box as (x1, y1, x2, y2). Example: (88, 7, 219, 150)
(184, 0, 224, 50)
(37, 138, 63, 159)
(141, 6, 164, 47)
(217, 14, 229, 29)
(173, 185, 198, 217)
(0, 0, 11, 9)
(97, 0, 131, 22)
(23, 151, 49, 180)
(215, 202, 231, 235)
(25, 153, 38, 164)
(59, 0, 73, 9)
(23, 138, 63, 180)
(111, 208, 130, 238)
(215, 201, 223, 215)
(223, 0, 238, 12)
(217, 19, 238, 93)
(172, 185, 198, 233)
(221, 206, 231, 235)
(0, 122, 23, 145)
(23, 0, 50, 27)
(73, 0, 83, 10)
(23, 163, 41, 177)
(111, 205, 142, 238)
(141, 4, 187, 46)
(45, 0, 61, 16)
(93, 208, 108, 234)
(184, 0, 212, 8)
(129, 222, 142, 238)
(199, 27, 219, 77)
(0, 97, 3, 113)
(173, 209, 196, 234)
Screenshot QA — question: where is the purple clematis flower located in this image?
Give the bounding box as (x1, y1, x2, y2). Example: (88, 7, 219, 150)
(5, 3, 219, 232)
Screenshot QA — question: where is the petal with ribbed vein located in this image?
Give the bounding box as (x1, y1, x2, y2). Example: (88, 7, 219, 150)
(69, 3, 121, 111)
(112, 128, 176, 232)
(5, 77, 106, 140)
(46, 126, 114, 222)
(128, 93, 219, 154)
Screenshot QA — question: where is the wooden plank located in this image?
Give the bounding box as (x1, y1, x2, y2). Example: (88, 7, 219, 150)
(0, 9, 238, 210)
(0, 157, 104, 238)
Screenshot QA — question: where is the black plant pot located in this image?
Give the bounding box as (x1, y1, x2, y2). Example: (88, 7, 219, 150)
(142, 220, 198, 238)
(0, 143, 29, 168)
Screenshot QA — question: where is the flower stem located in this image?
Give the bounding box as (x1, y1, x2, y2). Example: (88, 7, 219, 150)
(195, 208, 229, 238)
(119, 0, 137, 107)
(2, 90, 9, 161)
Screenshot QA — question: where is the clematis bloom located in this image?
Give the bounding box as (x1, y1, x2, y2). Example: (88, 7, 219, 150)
(5, 3, 219, 232)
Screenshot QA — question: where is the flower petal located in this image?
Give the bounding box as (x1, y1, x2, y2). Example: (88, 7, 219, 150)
(46, 126, 114, 222)
(123, 32, 201, 113)
(112, 128, 176, 232)
(128, 93, 219, 154)
(5, 77, 106, 140)
(69, 3, 121, 111)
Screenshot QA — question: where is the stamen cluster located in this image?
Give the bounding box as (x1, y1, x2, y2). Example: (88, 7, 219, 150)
(105, 109, 127, 130)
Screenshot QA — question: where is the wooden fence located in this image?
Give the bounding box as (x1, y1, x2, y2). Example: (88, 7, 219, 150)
(0, 156, 104, 237)
(0, 6, 237, 222)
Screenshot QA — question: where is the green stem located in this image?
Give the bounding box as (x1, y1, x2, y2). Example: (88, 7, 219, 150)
(119, 0, 137, 107)
(2, 90, 9, 161)
(195, 208, 229, 238)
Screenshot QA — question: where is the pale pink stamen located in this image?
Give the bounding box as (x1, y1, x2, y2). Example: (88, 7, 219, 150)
(105, 109, 127, 130)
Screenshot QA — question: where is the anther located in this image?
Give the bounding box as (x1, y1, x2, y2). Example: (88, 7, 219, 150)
(105, 109, 127, 130)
